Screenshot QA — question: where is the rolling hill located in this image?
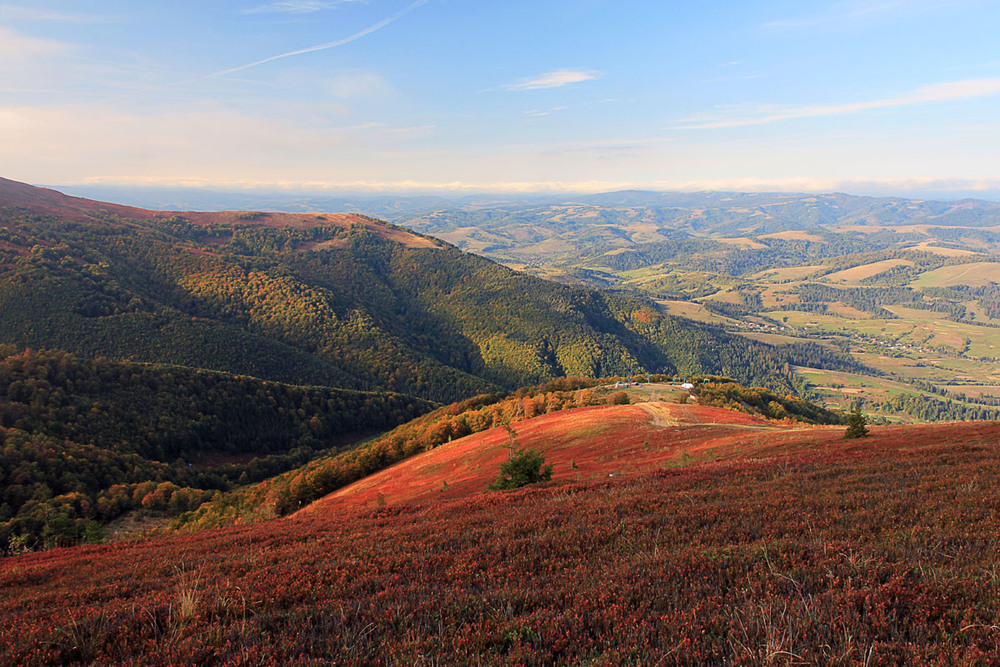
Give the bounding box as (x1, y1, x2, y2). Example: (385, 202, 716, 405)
(3, 395, 999, 664)
(174, 377, 843, 531)
(301, 397, 824, 515)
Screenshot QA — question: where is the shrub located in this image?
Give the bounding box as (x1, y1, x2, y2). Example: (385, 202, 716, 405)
(488, 448, 553, 490)
(608, 391, 630, 405)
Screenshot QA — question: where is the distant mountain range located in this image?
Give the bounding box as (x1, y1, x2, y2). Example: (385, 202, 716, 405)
(50, 183, 1000, 228)
(48, 185, 1000, 273)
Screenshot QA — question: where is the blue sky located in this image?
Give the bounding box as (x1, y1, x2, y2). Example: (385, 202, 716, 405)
(2, 0, 1000, 196)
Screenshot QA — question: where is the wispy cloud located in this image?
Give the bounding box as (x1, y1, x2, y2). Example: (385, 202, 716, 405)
(200, 0, 427, 80)
(504, 69, 598, 91)
(0, 5, 118, 23)
(762, 0, 966, 30)
(523, 107, 567, 117)
(534, 136, 672, 155)
(671, 78, 1000, 130)
(0, 27, 69, 64)
(243, 1, 363, 14)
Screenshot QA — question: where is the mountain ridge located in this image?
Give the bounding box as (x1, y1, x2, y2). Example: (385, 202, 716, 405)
(0, 177, 859, 402)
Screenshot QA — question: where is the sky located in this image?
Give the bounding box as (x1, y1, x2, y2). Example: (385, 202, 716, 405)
(3, 0, 1000, 197)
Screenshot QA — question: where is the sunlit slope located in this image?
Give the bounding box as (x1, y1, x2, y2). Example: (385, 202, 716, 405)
(173, 378, 844, 530)
(303, 401, 830, 513)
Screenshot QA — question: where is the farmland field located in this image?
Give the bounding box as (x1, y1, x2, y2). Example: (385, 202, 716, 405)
(915, 262, 1000, 287)
(654, 299, 736, 325)
(823, 259, 914, 284)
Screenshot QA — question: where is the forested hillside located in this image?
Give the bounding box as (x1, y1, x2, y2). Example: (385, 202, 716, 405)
(0, 347, 431, 552)
(0, 179, 857, 402)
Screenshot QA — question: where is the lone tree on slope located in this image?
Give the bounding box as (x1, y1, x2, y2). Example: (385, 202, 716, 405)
(488, 447, 553, 490)
(844, 404, 869, 439)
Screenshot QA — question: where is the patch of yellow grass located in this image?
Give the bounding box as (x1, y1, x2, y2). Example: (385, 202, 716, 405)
(823, 259, 913, 284)
(758, 230, 826, 242)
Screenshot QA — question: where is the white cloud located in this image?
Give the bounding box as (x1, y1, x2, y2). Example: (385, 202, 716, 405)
(523, 107, 567, 117)
(533, 136, 672, 155)
(504, 69, 598, 91)
(243, 1, 363, 14)
(671, 78, 1000, 130)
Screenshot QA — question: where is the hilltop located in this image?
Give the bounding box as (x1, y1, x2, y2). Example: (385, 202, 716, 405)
(303, 394, 824, 515)
(0, 177, 431, 244)
(175, 377, 841, 531)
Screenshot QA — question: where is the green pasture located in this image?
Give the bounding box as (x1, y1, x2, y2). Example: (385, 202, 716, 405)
(655, 299, 737, 326)
(914, 261, 1000, 288)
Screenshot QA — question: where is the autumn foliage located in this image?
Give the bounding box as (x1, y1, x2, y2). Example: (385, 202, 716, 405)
(3, 420, 1000, 664)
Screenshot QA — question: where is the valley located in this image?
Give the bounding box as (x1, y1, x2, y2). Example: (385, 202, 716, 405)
(380, 192, 1000, 423)
(49, 184, 1000, 423)
(84, 186, 1000, 422)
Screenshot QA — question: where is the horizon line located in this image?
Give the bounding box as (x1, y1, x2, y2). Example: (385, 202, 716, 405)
(30, 176, 1000, 203)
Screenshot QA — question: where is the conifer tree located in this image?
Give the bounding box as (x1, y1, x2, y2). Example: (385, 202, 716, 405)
(844, 404, 869, 439)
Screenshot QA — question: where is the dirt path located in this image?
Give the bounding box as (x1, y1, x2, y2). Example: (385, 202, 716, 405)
(638, 401, 794, 432)
(637, 402, 681, 427)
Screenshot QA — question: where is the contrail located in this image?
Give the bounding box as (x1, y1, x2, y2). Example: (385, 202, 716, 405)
(205, 0, 429, 80)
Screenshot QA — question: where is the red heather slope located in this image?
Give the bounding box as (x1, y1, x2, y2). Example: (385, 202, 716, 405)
(301, 401, 834, 514)
(0, 176, 153, 221)
(3, 420, 1000, 664)
(0, 177, 439, 248)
